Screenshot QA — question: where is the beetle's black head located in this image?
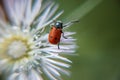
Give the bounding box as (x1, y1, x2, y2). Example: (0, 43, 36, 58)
(55, 21, 63, 29)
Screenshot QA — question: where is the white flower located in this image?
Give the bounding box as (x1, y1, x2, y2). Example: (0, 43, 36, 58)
(0, 0, 76, 80)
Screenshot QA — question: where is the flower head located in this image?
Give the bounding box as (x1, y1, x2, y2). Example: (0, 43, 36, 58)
(0, 0, 76, 80)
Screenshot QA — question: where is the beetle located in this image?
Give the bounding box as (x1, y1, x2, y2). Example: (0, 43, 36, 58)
(48, 20, 79, 49)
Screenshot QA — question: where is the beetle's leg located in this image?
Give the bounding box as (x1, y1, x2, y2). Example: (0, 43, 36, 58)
(62, 31, 67, 39)
(58, 42, 60, 49)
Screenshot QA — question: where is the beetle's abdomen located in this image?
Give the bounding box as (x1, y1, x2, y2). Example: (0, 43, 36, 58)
(48, 27, 62, 44)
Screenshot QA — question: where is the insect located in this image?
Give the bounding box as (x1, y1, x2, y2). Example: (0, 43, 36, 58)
(48, 20, 79, 49)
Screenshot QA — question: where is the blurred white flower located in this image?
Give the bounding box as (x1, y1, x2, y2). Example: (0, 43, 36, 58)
(0, 0, 76, 80)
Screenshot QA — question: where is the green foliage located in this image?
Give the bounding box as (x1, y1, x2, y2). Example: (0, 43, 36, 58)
(59, 0, 120, 80)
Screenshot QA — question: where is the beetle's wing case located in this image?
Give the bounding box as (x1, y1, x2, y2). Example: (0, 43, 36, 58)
(48, 26, 62, 44)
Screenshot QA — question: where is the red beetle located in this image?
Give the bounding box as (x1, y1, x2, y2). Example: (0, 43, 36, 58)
(48, 20, 79, 49)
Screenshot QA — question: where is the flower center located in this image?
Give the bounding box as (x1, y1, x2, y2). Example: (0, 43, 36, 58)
(0, 35, 32, 60)
(7, 40, 28, 59)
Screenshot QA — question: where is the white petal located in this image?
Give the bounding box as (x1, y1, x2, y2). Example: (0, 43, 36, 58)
(63, 32, 76, 36)
(18, 72, 28, 80)
(36, 3, 55, 30)
(46, 62, 70, 76)
(0, 59, 9, 71)
(57, 45, 76, 49)
(29, 69, 43, 80)
(46, 66, 61, 78)
(34, 34, 48, 43)
(14, 0, 27, 23)
(42, 67, 57, 80)
(8, 72, 19, 80)
(51, 55, 72, 63)
(31, 0, 42, 20)
(4, 0, 21, 25)
(25, 0, 32, 21)
(45, 58, 71, 68)
(40, 10, 64, 29)
(25, 0, 42, 26)
(45, 3, 59, 22)
(60, 38, 76, 43)
(12, 61, 20, 71)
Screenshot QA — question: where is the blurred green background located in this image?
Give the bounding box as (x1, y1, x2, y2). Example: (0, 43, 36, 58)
(0, 0, 120, 80)
(58, 0, 120, 80)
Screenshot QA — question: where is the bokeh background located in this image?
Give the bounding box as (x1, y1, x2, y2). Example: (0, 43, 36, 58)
(58, 0, 120, 80)
(0, 0, 120, 80)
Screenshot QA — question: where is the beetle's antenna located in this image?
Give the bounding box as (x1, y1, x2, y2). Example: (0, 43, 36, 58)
(63, 19, 80, 27)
